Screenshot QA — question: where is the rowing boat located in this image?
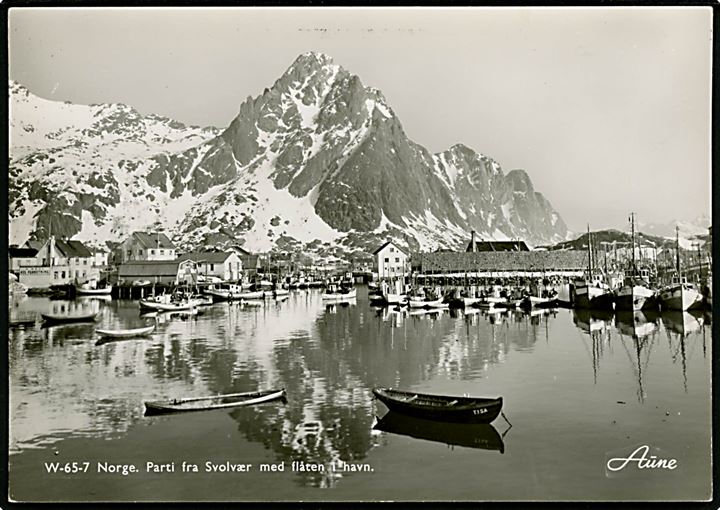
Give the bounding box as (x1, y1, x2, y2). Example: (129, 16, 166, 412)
(372, 387, 503, 423)
(96, 325, 155, 339)
(41, 312, 99, 324)
(373, 412, 505, 452)
(144, 388, 286, 415)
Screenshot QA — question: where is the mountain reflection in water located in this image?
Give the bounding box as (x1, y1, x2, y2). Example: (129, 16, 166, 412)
(8, 289, 712, 494)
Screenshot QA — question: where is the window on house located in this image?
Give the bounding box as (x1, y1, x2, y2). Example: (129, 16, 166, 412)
(385, 258, 389, 263)
(150, 249, 155, 255)
(83, 259, 87, 265)
(54, 271, 58, 280)
(395, 258, 400, 263)
(61, 271, 66, 278)
(160, 249, 165, 255)
(390, 247, 394, 252)
(139, 249, 143, 256)
(210, 264, 215, 271)
(83, 271, 86, 277)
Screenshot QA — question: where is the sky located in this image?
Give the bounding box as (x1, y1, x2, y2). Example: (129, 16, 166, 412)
(8, 7, 712, 233)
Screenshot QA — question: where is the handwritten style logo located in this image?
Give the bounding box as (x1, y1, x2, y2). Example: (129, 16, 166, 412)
(606, 445, 678, 472)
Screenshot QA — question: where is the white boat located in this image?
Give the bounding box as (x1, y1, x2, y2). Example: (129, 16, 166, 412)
(139, 295, 196, 312)
(272, 288, 290, 297)
(77, 285, 112, 295)
(381, 292, 407, 305)
(321, 288, 357, 302)
(659, 275, 704, 311)
(205, 284, 245, 301)
(462, 297, 481, 307)
(409, 297, 445, 309)
(96, 325, 155, 339)
(615, 277, 656, 311)
(9, 273, 28, 295)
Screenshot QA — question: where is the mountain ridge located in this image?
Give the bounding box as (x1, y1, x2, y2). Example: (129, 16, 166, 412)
(9, 52, 570, 256)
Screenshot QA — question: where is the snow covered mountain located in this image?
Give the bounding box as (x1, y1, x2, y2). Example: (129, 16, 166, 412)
(638, 215, 711, 249)
(9, 52, 569, 254)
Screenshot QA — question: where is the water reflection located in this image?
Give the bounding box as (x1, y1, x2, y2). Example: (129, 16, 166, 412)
(373, 412, 506, 453)
(8, 290, 712, 491)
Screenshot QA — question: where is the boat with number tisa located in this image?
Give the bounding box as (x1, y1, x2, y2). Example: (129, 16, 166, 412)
(372, 387, 503, 423)
(143, 388, 286, 415)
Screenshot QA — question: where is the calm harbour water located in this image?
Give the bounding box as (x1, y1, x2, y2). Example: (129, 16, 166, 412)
(8, 287, 712, 501)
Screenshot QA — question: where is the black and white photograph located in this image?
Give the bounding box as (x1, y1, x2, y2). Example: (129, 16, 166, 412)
(6, 6, 713, 503)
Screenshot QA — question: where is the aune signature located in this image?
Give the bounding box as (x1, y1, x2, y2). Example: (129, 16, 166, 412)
(606, 445, 678, 472)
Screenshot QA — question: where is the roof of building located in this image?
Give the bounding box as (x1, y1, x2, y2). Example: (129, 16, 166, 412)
(118, 260, 181, 277)
(55, 239, 93, 258)
(466, 240, 530, 252)
(130, 232, 176, 250)
(9, 247, 38, 258)
(25, 240, 44, 251)
(176, 251, 234, 263)
(372, 241, 408, 255)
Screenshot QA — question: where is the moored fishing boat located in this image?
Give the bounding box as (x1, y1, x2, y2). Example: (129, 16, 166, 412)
(144, 388, 286, 415)
(614, 277, 656, 311)
(659, 228, 704, 311)
(321, 287, 357, 302)
(96, 324, 155, 339)
(372, 387, 503, 423)
(139, 297, 196, 312)
(76, 285, 112, 295)
(41, 311, 99, 324)
(408, 296, 444, 309)
(204, 284, 245, 301)
(659, 276, 704, 311)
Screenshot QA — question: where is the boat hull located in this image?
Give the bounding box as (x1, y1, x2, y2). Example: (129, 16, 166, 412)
(659, 285, 704, 311)
(77, 286, 112, 295)
(574, 285, 614, 310)
(321, 289, 357, 301)
(96, 325, 155, 339)
(144, 389, 286, 415)
(615, 285, 656, 311)
(41, 312, 98, 324)
(372, 387, 503, 424)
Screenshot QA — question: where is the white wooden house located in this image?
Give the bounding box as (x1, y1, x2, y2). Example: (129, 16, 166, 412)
(373, 241, 409, 278)
(176, 252, 242, 282)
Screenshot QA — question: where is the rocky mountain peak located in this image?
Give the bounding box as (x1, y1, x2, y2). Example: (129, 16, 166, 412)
(9, 53, 570, 252)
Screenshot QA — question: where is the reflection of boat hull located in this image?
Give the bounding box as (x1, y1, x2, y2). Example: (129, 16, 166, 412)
(372, 387, 503, 424)
(144, 389, 286, 415)
(409, 297, 445, 309)
(615, 311, 657, 338)
(659, 285, 704, 311)
(660, 311, 704, 336)
(615, 285, 656, 311)
(374, 412, 504, 453)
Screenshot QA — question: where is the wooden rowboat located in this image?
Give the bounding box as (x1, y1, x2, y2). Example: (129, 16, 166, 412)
(372, 387, 503, 423)
(76, 285, 112, 295)
(41, 312, 98, 324)
(373, 412, 505, 452)
(144, 388, 286, 415)
(96, 325, 155, 339)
